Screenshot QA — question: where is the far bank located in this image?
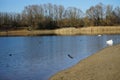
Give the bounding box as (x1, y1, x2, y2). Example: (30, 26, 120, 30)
(0, 26, 120, 36)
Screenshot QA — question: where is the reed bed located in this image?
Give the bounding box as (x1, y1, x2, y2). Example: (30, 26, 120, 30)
(55, 26, 120, 35)
(0, 26, 120, 36)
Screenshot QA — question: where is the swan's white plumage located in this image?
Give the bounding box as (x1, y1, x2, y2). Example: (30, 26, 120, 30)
(106, 39, 113, 46)
(98, 35, 101, 37)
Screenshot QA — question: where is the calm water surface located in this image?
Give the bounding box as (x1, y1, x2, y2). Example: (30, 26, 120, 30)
(0, 35, 120, 80)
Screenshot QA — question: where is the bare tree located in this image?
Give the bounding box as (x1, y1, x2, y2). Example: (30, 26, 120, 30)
(86, 3, 105, 26)
(1, 3, 120, 30)
(113, 6, 120, 25)
(65, 7, 83, 27)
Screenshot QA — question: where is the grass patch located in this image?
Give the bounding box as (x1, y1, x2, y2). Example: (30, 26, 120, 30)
(0, 26, 120, 36)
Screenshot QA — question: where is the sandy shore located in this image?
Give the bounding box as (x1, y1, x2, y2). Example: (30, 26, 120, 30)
(50, 44, 120, 80)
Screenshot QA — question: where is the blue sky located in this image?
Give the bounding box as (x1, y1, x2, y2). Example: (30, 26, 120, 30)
(0, 0, 120, 13)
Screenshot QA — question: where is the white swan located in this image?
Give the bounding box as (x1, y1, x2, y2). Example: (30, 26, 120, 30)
(106, 39, 113, 46)
(98, 35, 101, 37)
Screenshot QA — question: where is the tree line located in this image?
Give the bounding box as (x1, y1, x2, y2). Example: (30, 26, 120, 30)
(0, 3, 120, 30)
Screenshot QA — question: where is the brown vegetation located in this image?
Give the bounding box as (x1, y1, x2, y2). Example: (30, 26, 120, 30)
(1, 26, 120, 36)
(0, 3, 120, 30)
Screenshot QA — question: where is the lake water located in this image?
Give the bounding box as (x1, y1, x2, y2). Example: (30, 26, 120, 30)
(0, 35, 120, 80)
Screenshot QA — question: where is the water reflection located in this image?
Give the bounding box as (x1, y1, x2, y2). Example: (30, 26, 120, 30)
(0, 35, 120, 80)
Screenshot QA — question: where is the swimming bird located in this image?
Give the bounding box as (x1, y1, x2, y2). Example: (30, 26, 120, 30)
(68, 54, 73, 59)
(9, 54, 12, 56)
(98, 35, 101, 37)
(106, 39, 113, 46)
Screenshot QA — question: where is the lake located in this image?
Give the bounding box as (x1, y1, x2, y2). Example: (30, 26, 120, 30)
(0, 35, 120, 80)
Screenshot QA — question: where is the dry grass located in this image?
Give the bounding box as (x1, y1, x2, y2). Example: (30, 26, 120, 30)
(50, 44, 120, 80)
(55, 26, 120, 35)
(55, 27, 77, 35)
(0, 30, 55, 36)
(0, 26, 120, 36)
(79, 26, 120, 35)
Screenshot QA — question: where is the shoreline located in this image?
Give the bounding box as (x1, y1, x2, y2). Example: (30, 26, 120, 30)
(0, 26, 120, 36)
(50, 44, 120, 80)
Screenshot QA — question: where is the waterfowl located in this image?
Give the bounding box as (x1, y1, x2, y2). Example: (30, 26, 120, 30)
(106, 39, 113, 46)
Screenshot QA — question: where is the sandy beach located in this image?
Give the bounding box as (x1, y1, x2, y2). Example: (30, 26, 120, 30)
(50, 44, 120, 80)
